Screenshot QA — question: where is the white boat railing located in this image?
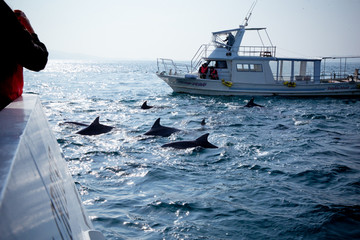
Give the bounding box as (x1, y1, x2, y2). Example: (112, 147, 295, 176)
(157, 58, 191, 75)
(320, 72, 360, 83)
(321, 57, 360, 82)
(190, 44, 276, 72)
(238, 46, 276, 57)
(269, 57, 360, 83)
(191, 44, 209, 73)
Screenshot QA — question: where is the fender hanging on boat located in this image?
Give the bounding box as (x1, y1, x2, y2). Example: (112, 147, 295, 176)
(222, 79, 233, 87)
(283, 81, 296, 87)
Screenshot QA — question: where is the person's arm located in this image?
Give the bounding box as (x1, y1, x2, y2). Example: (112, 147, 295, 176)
(13, 10, 48, 71)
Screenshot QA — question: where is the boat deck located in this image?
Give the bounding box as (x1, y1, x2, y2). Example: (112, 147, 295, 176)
(0, 94, 104, 240)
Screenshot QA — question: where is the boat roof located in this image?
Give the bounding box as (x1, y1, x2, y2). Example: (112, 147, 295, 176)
(322, 56, 360, 59)
(212, 27, 266, 35)
(203, 55, 321, 62)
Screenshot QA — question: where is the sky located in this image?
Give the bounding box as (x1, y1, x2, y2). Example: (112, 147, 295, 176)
(8, 0, 360, 60)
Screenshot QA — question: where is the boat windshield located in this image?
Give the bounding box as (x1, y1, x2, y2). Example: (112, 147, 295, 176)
(200, 60, 228, 69)
(212, 30, 238, 50)
(207, 60, 227, 69)
(211, 27, 276, 57)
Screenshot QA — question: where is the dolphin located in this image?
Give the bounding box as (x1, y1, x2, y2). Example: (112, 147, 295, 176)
(76, 117, 114, 135)
(63, 121, 88, 126)
(201, 118, 206, 126)
(162, 133, 218, 149)
(144, 118, 180, 137)
(244, 97, 264, 108)
(141, 101, 153, 109)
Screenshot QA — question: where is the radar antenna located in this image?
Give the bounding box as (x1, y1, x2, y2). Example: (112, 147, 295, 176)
(243, 0, 257, 27)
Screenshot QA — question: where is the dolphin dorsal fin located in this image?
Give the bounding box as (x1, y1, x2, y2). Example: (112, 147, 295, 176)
(90, 117, 100, 126)
(196, 133, 210, 143)
(196, 133, 218, 148)
(151, 118, 161, 129)
(141, 101, 147, 108)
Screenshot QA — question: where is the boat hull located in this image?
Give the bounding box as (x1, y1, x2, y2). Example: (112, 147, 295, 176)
(0, 95, 105, 240)
(157, 74, 360, 97)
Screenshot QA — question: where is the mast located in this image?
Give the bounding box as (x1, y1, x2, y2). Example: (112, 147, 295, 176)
(243, 0, 257, 27)
(231, 1, 257, 54)
(208, 1, 259, 58)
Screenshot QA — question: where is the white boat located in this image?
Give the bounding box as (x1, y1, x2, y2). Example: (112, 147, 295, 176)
(156, 8, 360, 97)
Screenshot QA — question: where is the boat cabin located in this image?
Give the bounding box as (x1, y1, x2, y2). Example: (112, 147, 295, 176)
(197, 56, 321, 85)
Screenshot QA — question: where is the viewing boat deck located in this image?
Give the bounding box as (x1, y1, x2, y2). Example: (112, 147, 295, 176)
(0, 94, 104, 240)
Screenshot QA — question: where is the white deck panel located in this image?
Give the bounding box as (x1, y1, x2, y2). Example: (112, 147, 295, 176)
(0, 94, 104, 240)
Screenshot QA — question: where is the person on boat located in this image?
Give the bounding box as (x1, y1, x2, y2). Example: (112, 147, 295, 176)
(209, 67, 219, 80)
(224, 33, 235, 51)
(0, 0, 48, 110)
(198, 62, 209, 79)
(355, 69, 359, 80)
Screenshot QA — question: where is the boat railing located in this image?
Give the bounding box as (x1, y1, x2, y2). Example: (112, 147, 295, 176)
(320, 57, 360, 83)
(320, 72, 360, 83)
(238, 46, 276, 57)
(190, 44, 276, 72)
(276, 75, 315, 84)
(191, 44, 209, 73)
(270, 57, 360, 83)
(157, 58, 191, 76)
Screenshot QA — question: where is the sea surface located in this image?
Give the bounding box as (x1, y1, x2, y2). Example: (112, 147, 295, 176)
(24, 60, 360, 239)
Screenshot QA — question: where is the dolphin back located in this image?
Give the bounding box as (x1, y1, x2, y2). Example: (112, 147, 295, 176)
(245, 97, 263, 108)
(162, 140, 197, 149)
(76, 117, 113, 135)
(141, 101, 153, 109)
(196, 133, 218, 148)
(162, 133, 218, 149)
(144, 118, 180, 137)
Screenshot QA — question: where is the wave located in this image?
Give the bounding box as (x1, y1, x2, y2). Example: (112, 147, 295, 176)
(290, 164, 355, 187)
(146, 200, 214, 214)
(300, 204, 360, 239)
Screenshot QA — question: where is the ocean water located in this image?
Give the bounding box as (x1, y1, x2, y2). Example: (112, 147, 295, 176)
(24, 60, 360, 239)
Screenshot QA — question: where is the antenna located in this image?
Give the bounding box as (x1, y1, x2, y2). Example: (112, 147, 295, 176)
(243, 0, 257, 27)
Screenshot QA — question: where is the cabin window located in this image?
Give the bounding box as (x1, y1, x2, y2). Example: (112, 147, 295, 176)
(237, 63, 263, 72)
(237, 64, 246, 71)
(215, 61, 228, 69)
(207, 61, 227, 69)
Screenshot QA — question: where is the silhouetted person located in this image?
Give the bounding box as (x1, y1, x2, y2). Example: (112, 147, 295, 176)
(0, 0, 48, 110)
(224, 33, 235, 51)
